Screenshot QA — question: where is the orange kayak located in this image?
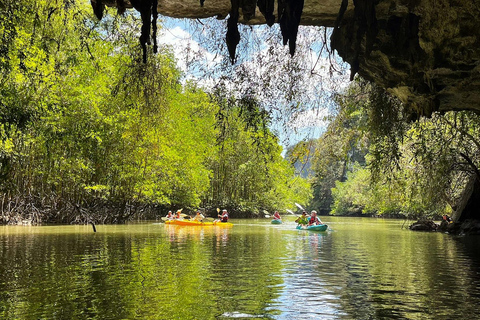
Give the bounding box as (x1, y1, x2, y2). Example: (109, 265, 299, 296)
(165, 219, 233, 227)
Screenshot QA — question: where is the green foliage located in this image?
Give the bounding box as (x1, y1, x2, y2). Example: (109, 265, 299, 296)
(309, 78, 370, 213)
(0, 1, 309, 222)
(322, 78, 478, 218)
(209, 91, 311, 214)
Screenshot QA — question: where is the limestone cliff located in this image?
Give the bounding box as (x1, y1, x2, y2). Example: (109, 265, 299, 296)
(331, 0, 480, 120)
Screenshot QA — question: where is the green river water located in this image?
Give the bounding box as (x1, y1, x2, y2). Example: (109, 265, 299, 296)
(1, 217, 480, 320)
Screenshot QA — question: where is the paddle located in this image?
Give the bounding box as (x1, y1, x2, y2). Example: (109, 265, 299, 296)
(161, 217, 168, 222)
(286, 209, 295, 215)
(295, 203, 305, 211)
(263, 209, 270, 218)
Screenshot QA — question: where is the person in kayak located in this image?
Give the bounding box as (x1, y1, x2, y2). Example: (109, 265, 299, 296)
(166, 211, 173, 219)
(295, 211, 308, 225)
(176, 210, 182, 219)
(194, 210, 205, 222)
(218, 209, 229, 222)
(308, 210, 322, 226)
(273, 211, 281, 220)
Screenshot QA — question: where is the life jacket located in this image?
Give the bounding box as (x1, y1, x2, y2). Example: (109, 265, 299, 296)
(221, 213, 228, 222)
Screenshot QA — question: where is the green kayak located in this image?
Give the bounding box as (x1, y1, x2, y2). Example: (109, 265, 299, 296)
(296, 224, 328, 231)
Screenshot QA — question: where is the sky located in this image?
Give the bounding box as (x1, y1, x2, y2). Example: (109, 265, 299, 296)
(156, 16, 350, 152)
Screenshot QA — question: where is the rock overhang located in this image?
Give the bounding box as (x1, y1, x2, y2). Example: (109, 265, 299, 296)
(97, 0, 480, 117)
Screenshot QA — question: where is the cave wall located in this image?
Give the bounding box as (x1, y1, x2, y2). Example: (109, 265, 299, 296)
(331, 0, 480, 119)
(101, 0, 480, 119)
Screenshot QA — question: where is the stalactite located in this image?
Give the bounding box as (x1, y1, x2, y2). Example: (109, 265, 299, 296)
(331, 0, 378, 80)
(257, 0, 275, 26)
(278, 0, 287, 45)
(92, 0, 305, 64)
(116, 0, 126, 15)
(241, 0, 258, 22)
(129, 0, 158, 63)
(92, 0, 158, 63)
(226, 0, 240, 63)
(90, 0, 105, 20)
(278, 0, 304, 56)
(152, 0, 158, 53)
(223, 0, 305, 63)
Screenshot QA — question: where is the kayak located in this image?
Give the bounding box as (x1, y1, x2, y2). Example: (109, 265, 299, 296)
(271, 219, 282, 224)
(165, 219, 233, 227)
(296, 224, 328, 231)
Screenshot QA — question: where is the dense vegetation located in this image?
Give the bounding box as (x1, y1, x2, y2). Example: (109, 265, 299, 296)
(0, 1, 311, 224)
(4, 1, 477, 224)
(310, 79, 480, 219)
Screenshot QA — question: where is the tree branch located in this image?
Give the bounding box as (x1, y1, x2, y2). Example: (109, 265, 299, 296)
(459, 152, 480, 182)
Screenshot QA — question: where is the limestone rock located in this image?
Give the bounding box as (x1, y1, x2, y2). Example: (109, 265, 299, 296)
(103, 0, 345, 25)
(102, 0, 480, 118)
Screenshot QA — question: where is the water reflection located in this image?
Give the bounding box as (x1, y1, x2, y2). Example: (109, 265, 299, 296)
(1, 219, 480, 319)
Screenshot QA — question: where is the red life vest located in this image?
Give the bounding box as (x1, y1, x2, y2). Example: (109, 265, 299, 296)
(221, 213, 228, 222)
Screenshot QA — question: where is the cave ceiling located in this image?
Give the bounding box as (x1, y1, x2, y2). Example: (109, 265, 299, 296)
(97, 0, 480, 118)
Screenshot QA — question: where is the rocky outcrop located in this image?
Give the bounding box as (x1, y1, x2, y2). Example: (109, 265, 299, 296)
(409, 219, 438, 231)
(99, 0, 480, 119)
(409, 219, 480, 235)
(331, 0, 480, 119)
(437, 219, 480, 235)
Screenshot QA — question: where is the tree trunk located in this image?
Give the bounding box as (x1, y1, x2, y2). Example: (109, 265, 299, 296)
(453, 174, 480, 222)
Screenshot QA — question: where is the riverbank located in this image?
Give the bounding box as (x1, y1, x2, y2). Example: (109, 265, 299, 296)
(409, 219, 480, 235)
(0, 196, 268, 225)
(0, 196, 162, 225)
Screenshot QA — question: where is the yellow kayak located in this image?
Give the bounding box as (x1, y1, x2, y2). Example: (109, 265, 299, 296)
(165, 219, 233, 227)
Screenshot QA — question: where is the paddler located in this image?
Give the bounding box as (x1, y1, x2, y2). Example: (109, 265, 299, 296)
(295, 211, 308, 225)
(218, 209, 229, 222)
(194, 210, 205, 222)
(308, 210, 322, 226)
(273, 211, 281, 220)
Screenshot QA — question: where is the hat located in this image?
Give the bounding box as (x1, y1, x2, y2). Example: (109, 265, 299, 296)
(223, 209, 227, 212)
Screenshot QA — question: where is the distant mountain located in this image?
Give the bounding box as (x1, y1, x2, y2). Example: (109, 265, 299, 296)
(285, 140, 316, 178)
